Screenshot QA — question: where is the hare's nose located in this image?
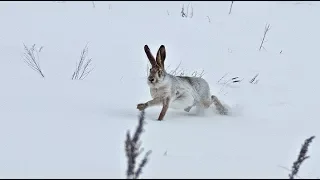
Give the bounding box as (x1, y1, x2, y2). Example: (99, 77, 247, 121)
(148, 77, 154, 82)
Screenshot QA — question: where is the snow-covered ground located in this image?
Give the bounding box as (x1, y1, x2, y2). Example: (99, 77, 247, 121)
(0, 1, 319, 178)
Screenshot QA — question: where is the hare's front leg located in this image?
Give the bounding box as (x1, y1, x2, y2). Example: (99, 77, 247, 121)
(158, 97, 170, 121)
(137, 97, 162, 111)
(137, 97, 170, 121)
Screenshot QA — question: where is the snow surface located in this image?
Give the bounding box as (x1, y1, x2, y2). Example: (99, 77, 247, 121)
(0, 1, 319, 178)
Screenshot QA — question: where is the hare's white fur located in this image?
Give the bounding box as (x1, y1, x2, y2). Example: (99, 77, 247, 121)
(137, 45, 228, 120)
(149, 74, 211, 110)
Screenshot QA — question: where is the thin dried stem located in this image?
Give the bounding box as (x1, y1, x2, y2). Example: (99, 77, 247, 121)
(229, 1, 234, 15)
(71, 44, 94, 80)
(259, 23, 271, 51)
(125, 110, 152, 179)
(249, 73, 259, 84)
(169, 61, 182, 76)
(181, 4, 186, 17)
(134, 150, 152, 179)
(217, 73, 229, 84)
(181, 3, 193, 18)
(207, 16, 211, 23)
(23, 43, 45, 78)
(289, 136, 316, 179)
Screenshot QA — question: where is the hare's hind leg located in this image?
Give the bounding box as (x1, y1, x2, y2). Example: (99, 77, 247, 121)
(211, 95, 228, 115)
(193, 97, 213, 115)
(184, 94, 213, 112)
(184, 101, 196, 112)
(202, 98, 214, 109)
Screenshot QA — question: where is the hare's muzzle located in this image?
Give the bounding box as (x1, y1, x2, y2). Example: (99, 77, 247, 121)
(148, 77, 155, 83)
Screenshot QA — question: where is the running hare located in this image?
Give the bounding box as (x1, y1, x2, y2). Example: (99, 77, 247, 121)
(137, 45, 228, 121)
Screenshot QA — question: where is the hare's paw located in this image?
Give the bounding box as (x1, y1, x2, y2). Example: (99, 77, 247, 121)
(137, 103, 147, 111)
(184, 106, 192, 112)
(218, 106, 229, 115)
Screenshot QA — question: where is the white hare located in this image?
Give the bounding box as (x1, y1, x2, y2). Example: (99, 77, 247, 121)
(137, 45, 228, 121)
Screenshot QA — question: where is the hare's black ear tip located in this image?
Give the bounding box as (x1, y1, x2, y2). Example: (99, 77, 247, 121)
(144, 45, 149, 49)
(160, 45, 165, 48)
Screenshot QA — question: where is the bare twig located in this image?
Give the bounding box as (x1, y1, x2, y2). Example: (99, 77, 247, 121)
(92, 1, 95, 8)
(169, 61, 182, 76)
(277, 165, 302, 179)
(39, 46, 44, 52)
(179, 70, 185, 76)
(218, 74, 242, 91)
(23, 43, 45, 78)
(71, 44, 94, 80)
(207, 16, 211, 23)
(186, 3, 190, 18)
(181, 4, 186, 17)
(229, 1, 234, 15)
(259, 23, 271, 51)
(249, 73, 259, 84)
(191, 70, 205, 78)
(125, 110, 152, 179)
(289, 136, 316, 179)
(189, 3, 194, 18)
(135, 150, 152, 179)
(167, 62, 204, 78)
(225, 77, 241, 85)
(181, 3, 193, 18)
(217, 73, 229, 84)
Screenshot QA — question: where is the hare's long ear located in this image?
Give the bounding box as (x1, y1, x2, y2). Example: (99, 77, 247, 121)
(144, 45, 157, 67)
(156, 45, 166, 69)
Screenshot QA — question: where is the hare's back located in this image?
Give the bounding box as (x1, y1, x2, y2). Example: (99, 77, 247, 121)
(176, 76, 211, 99)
